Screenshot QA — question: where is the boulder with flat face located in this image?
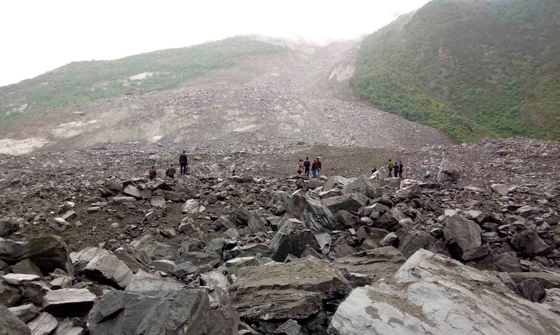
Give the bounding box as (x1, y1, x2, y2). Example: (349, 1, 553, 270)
(8, 304, 40, 323)
(0, 235, 73, 276)
(125, 269, 184, 292)
(230, 258, 351, 322)
(333, 247, 406, 285)
(84, 254, 133, 289)
(27, 313, 58, 335)
(0, 280, 22, 307)
(88, 289, 237, 335)
(43, 288, 96, 316)
(323, 193, 369, 214)
(270, 219, 320, 262)
(327, 249, 560, 335)
(511, 231, 551, 257)
(442, 214, 482, 259)
(285, 194, 342, 233)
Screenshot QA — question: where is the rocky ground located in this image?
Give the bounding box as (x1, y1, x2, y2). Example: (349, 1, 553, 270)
(1, 136, 560, 334)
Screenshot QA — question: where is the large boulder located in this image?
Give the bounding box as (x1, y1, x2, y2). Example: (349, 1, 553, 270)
(84, 254, 134, 289)
(0, 220, 19, 238)
(270, 219, 320, 262)
(442, 214, 482, 259)
(398, 232, 448, 259)
(323, 176, 355, 192)
(0, 235, 73, 275)
(27, 312, 58, 335)
(0, 305, 30, 335)
(230, 258, 351, 322)
(0, 279, 23, 307)
(437, 159, 459, 183)
(7, 304, 40, 323)
(322, 193, 369, 214)
(285, 194, 342, 232)
(327, 249, 560, 335)
(511, 231, 552, 257)
(343, 176, 382, 198)
(43, 288, 96, 316)
(200, 271, 231, 306)
(88, 289, 237, 335)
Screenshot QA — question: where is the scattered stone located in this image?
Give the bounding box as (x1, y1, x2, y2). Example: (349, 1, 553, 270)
(43, 289, 96, 316)
(27, 312, 58, 335)
(0, 305, 31, 335)
(84, 254, 133, 289)
(511, 231, 552, 257)
(125, 269, 184, 292)
(8, 304, 40, 323)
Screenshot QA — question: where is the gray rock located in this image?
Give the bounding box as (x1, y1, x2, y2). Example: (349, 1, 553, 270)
(491, 184, 510, 196)
(53, 320, 84, 335)
(270, 219, 320, 262)
(2, 274, 40, 285)
(380, 232, 398, 247)
(494, 252, 522, 272)
(84, 254, 133, 289)
(517, 279, 546, 302)
(150, 196, 166, 208)
(43, 288, 96, 317)
(328, 249, 560, 335)
(173, 261, 197, 279)
(21, 281, 50, 306)
(230, 258, 350, 322)
(125, 269, 184, 292)
(285, 194, 342, 232)
(112, 196, 136, 203)
(334, 246, 405, 284)
(179, 251, 220, 266)
(442, 215, 482, 259)
(123, 185, 142, 198)
(88, 289, 235, 335)
(147, 260, 175, 273)
(177, 217, 197, 234)
(437, 158, 459, 183)
(0, 235, 74, 276)
(461, 244, 490, 261)
(113, 245, 150, 273)
(200, 271, 231, 306)
(323, 176, 354, 192)
(27, 312, 58, 335)
(397, 232, 447, 259)
(237, 243, 273, 258)
(182, 199, 205, 214)
(509, 272, 560, 289)
(0, 220, 19, 237)
(225, 257, 259, 277)
(50, 218, 70, 232)
(0, 305, 30, 335)
(10, 259, 43, 277)
(511, 231, 551, 257)
(323, 193, 369, 214)
(8, 304, 40, 323)
(274, 319, 308, 334)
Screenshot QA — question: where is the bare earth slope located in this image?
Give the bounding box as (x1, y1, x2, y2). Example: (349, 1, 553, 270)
(0, 42, 452, 155)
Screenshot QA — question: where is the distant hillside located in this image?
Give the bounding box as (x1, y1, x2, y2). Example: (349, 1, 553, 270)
(352, 0, 560, 141)
(0, 36, 286, 122)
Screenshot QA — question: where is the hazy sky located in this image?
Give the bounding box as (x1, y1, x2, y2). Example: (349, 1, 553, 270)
(0, 0, 430, 87)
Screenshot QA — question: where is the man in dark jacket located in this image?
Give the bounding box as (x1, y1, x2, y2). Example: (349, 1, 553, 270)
(399, 161, 403, 178)
(149, 166, 157, 180)
(179, 151, 188, 175)
(304, 157, 311, 177)
(394, 161, 399, 177)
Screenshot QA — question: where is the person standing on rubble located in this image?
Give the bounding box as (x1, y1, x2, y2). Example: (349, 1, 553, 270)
(304, 157, 311, 177)
(388, 159, 394, 177)
(399, 161, 404, 178)
(179, 151, 188, 175)
(149, 166, 157, 180)
(316, 157, 322, 178)
(297, 159, 304, 175)
(394, 161, 400, 178)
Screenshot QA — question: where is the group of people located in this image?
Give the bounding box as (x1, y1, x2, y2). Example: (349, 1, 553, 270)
(370, 159, 404, 179)
(148, 151, 189, 180)
(297, 157, 322, 178)
(387, 159, 403, 178)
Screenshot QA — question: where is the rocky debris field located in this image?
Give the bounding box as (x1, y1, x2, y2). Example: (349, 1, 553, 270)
(0, 137, 560, 334)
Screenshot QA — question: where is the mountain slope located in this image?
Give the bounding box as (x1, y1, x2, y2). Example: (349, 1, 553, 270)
(0, 36, 287, 122)
(352, 0, 560, 142)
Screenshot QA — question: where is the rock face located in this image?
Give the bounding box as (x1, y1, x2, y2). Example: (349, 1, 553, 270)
(43, 288, 97, 316)
(328, 249, 560, 335)
(0, 305, 30, 335)
(442, 215, 482, 259)
(88, 289, 237, 335)
(285, 194, 342, 232)
(0, 235, 73, 275)
(270, 219, 320, 262)
(333, 247, 406, 284)
(511, 231, 551, 257)
(84, 254, 133, 289)
(230, 258, 351, 322)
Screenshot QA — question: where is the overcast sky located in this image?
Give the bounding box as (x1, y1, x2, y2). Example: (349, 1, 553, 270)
(0, 0, 430, 87)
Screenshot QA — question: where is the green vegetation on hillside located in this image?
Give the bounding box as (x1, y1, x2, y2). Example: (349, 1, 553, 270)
(352, 0, 560, 142)
(0, 37, 286, 122)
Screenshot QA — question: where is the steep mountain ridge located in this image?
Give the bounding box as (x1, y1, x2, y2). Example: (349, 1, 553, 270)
(352, 0, 560, 141)
(0, 40, 452, 155)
